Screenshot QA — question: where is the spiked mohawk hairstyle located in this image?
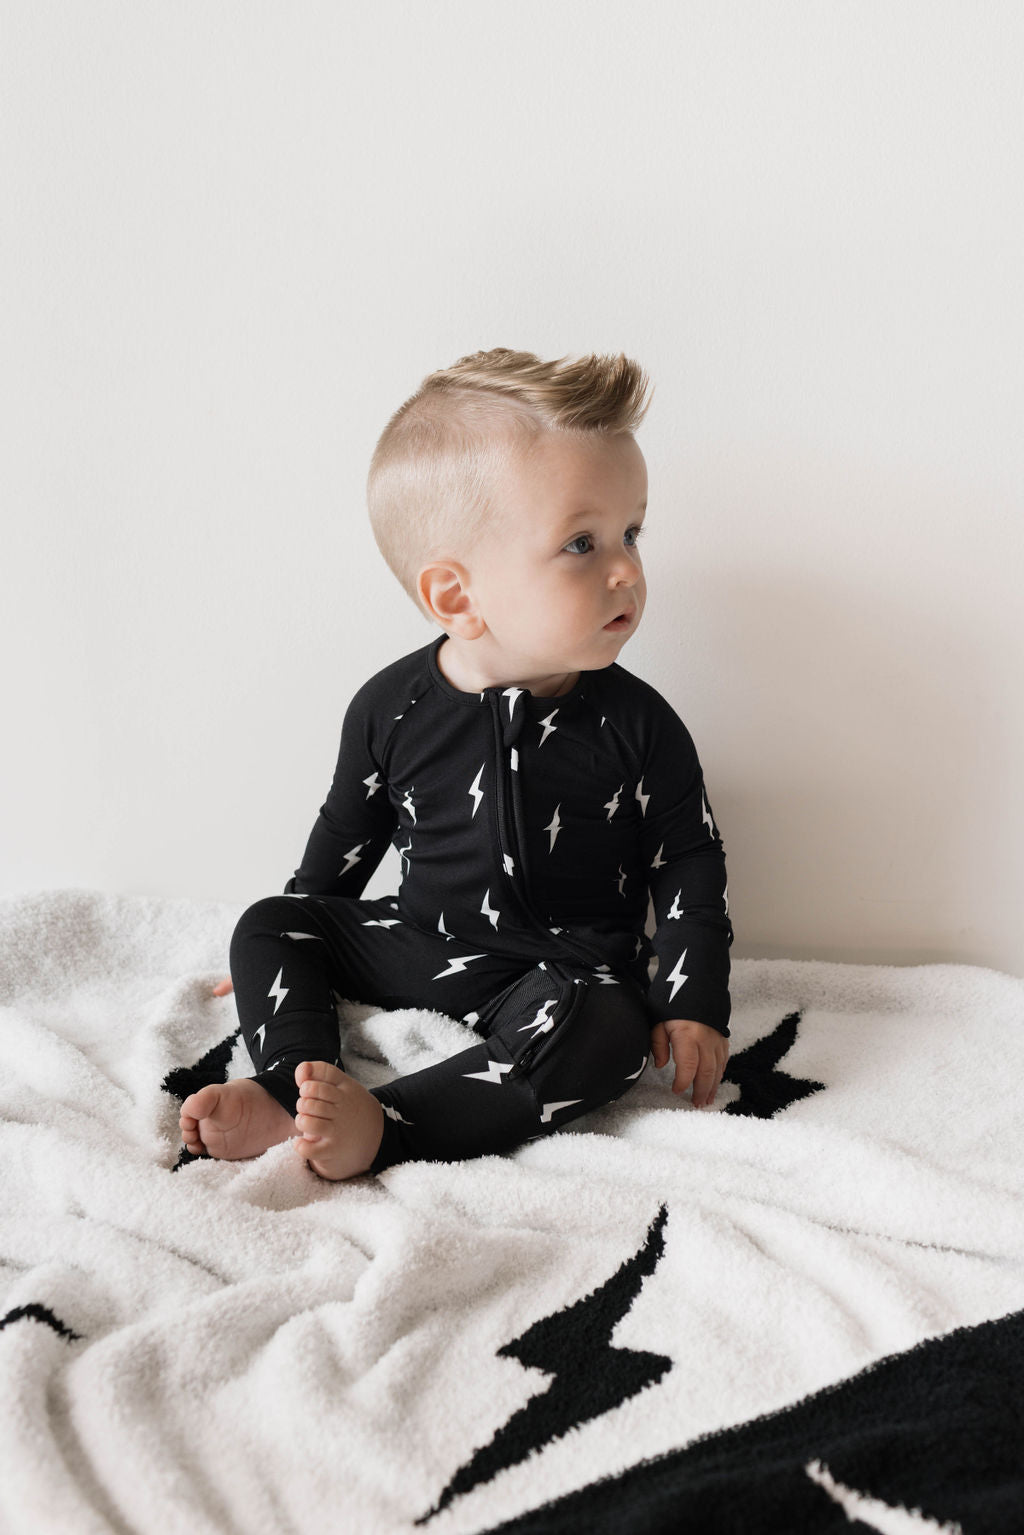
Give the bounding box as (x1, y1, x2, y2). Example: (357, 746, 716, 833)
(366, 348, 653, 611)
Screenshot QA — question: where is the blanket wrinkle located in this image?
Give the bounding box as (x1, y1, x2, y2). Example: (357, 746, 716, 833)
(1, 888, 1022, 1535)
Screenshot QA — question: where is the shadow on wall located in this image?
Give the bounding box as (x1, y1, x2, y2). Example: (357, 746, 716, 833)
(674, 567, 1016, 973)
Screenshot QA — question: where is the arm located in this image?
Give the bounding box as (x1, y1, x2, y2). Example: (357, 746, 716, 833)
(213, 682, 400, 994)
(285, 682, 399, 898)
(637, 698, 733, 1100)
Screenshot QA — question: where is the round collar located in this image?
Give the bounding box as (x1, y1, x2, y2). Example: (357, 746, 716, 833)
(426, 635, 592, 717)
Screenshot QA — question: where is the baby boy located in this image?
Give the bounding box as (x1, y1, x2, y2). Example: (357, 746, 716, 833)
(180, 348, 733, 1179)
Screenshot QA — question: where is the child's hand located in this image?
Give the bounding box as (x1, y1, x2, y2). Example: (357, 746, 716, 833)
(212, 977, 234, 997)
(650, 1018, 729, 1107)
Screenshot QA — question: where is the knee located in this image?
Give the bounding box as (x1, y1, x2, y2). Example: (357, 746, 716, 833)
(230, 894, 308, 949)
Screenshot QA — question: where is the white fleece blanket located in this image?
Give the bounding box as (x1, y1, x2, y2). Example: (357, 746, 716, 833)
(1, 889, 1022, 1535)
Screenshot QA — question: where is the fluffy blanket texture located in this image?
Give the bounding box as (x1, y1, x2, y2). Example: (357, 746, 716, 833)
(0, 889, 1022, 1535)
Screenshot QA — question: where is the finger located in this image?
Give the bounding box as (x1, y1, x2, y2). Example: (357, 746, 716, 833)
(670, 1040, 700, 1097)
(212, 977, 234, 996)
(692, 1052, 719, 1107)
(650, 1023, 669, 1069)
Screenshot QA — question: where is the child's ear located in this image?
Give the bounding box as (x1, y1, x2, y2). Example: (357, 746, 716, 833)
(416, 561, 486, 638)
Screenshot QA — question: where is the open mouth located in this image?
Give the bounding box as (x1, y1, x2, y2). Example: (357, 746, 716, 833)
(604, 609, 635, 632)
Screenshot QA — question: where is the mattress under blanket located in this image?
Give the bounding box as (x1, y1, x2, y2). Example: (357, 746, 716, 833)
(0, 888, 1021, 1535)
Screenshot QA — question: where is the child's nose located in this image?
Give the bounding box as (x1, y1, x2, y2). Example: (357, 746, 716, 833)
(608, 552, 640, 586)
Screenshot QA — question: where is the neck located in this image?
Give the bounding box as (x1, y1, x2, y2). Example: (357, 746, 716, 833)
(436, 637, 578, 698)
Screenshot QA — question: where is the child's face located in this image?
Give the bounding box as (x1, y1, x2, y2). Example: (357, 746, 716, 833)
(465, 430, 648, 683)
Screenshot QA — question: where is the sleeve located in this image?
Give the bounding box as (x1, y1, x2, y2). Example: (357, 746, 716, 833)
(637, 698, 733, 1036)
(284, 681, 399, 899)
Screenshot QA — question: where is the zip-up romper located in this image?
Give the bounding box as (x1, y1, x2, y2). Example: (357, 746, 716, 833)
(229, 636, 733, 1171)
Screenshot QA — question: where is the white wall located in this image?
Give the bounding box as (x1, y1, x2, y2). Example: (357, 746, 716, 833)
(3, 0, 1022, 974)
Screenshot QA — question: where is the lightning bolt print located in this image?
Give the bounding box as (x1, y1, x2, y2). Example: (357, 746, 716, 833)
(401, 787, 417, 823)
(539, 1099, 584, 1124)
(667, 889, 684, 920)
(604, 784, 623, 820)
(363, 772, 382, 799)
(502, 687, 524, 720)
(544, 804, 562, 852)
(381, 1103, 413, 1125)
(666, 948, 689, 1001)
(362, 918, 401, 929)
(463, 1059, 514, 1085)
(518, 999, 558, 1037)
(592, 966, 619, 986)
(701, 788, 715, 837)
(468, 765, 485, 818)
(651, 843, 666, 870)
(635, 777, 650, 816)
(433, 953, 487, 980)
(422, 1206, 671, 1521)
(253, 1023, 267, 1053)
(480, 889, 500, 930)
(339, 844, 365, 878)
(538, 710, 559, 747)
(503, 854, 515, 877)
(267, 969, 289, 1014)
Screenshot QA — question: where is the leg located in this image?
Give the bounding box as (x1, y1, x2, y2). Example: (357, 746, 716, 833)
(180, 892, 532, 1164)
(353, 962, 652, 1171)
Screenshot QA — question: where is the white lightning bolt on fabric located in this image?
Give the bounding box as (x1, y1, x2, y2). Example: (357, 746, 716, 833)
(617, 865, 627, 896)
(667, 890, 684, 920)
(468, 765, 484, 818)
(282, 931, 320, 941)
(635, 777, 650, 816)
(502, 687, 524, 719)
(363, 772, 382, 799)
(433, 953, 487, 980)
(381, 1103, 413, 1125)
(723, 880, 729, 915)
(539, 1099, 583, 1124)
(510, 748, 519, 772)
(518, 999, 558, 1037)
(503, 854, 515, 877)
(463, 1059, 514, 1085)
(666, 948, 689, 1001)
(362, 918, 401, 929)
(438, 911, 453, 939)
(624, 1056, 648, 1081)
(592, 966, 619, 986)
(701, 789, 715, 837)
(253, 1023, 266, 1053)
(651, 844, 666, 870)
(339, 844, 365, 877)
(604, 784, 623, 820)
(401, 787, 416, 823)
(538, 709, 559, 747)
(544, 804, 562, 852)
(267, 968, 289, 1014)
(804, 1461, 959, 1534)
(396, 841, 412, 883)
(480, 889, 500, 929)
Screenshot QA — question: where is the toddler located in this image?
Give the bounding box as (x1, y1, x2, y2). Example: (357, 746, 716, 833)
(180, 348, 733, 1179)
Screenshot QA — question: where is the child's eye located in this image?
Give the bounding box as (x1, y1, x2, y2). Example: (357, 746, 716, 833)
(563, 534, 594, 555)
(624, 525, 646, 548)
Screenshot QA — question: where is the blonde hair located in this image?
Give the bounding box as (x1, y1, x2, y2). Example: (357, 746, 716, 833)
(366, 348, 653, 610)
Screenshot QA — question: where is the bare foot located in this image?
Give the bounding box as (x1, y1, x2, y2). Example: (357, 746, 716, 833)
(293, 1061, 385, 1181)
(180, 1079, 297, 1160)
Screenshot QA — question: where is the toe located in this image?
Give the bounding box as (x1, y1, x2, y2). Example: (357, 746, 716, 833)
(295, 1060, 346, 1088)
(182, 1085, 221, 1121)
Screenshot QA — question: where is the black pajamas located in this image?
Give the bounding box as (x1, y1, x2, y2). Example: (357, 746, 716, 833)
(229, 636, 732, 1172)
